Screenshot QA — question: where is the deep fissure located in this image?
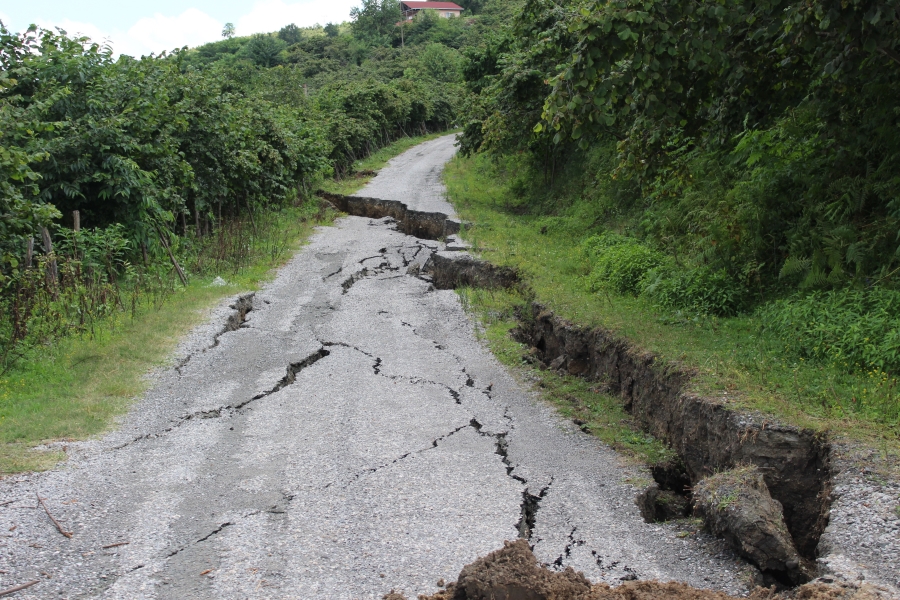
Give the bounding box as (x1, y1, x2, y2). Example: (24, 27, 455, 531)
(512, 304, 833, 561)
(517, 483, 552, 541)
(317, 192, 461, 241)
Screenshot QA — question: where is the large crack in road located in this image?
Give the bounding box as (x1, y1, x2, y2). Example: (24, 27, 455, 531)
(0, 135, 755, 599)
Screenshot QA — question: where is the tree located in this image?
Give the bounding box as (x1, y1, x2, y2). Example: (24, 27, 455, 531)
(278, 23, 302, 45)
(350, 0, 402, 45)
(324, 22, 340, 38)
(456, 0, 485, 13)
(222, 23, 235, 39)
(244, 34, 286, 67)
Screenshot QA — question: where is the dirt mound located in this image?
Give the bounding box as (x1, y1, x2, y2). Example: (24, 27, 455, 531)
(693, 466, 811, 584)
(384, 540, 881, 600)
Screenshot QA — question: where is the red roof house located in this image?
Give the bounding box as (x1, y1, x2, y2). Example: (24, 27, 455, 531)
(400, 1, 465, 20)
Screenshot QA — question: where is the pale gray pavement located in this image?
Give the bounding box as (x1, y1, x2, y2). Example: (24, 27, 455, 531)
(0, 135, 754, 599)
(357, 135, 459, 217)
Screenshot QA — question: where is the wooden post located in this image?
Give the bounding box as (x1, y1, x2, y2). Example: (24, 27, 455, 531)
(40, 226, 58, 295)
(72, 210, 80, 232)
(25, 237, 34, 269)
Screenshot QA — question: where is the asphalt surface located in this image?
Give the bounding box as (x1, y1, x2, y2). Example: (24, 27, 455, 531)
(0, 135, 753, 599)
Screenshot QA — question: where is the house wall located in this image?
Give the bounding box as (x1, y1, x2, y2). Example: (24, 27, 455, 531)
(403, 8, 463, 20)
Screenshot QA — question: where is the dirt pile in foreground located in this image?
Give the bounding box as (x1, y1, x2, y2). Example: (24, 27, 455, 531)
(383, 540, 884, 600)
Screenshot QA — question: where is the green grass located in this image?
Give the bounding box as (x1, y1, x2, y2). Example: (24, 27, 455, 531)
(319, 130, 458, 196)
(445, 154, 900, 464)
(0, 205, 334, 475)
(457, 285, 676, 466)
(0, 134, 450, 475)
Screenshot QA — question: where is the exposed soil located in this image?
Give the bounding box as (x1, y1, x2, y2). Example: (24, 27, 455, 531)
(423, 252, 519, 291)
(384, 540, 883, 600)
(318, 191, 462, 240)
(511, 304, 832, 560)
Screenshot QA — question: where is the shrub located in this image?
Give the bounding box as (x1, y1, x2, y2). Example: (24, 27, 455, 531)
(758, 287, 900, 375)
(642, 265, 748, 317)
(583, 233, 665, 295)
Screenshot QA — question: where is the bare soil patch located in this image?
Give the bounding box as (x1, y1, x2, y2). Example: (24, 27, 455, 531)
(384, 540, 884, 600)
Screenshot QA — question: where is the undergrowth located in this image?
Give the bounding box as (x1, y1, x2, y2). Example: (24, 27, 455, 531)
(444, 153, 900, 455)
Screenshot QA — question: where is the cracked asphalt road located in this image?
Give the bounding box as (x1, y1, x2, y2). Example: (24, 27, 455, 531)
(0, 135, 753, 599)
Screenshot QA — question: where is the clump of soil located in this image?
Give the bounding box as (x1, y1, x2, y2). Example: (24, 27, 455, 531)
(383, 540, 882, 600)
(636, 482, 691, 522)
(693, 466, 811, 585)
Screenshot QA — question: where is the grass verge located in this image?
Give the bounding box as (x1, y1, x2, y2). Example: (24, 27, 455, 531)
(0, 205, 333, 475)
(457, 285, 676, 466)
(445, 154, 900, 464)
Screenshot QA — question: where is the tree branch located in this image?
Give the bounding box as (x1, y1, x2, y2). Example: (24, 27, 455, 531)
(879, 46, 900, 67)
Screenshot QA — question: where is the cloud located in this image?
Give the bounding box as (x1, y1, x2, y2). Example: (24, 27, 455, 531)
(126, 8, 223, 56)
(236, 0, 358, 36)
(37, 18, 118, 48)
(11, 1, 359, 59)
(30, 9, 221, 58)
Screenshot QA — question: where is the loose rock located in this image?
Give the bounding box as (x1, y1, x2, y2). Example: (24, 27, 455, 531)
(693, 466, 809, 584)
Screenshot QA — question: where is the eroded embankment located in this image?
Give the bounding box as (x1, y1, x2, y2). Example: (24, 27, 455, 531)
(420, 248, 833, 582)
(512, 305, 832, 561)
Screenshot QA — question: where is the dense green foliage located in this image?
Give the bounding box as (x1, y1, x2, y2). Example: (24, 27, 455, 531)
(457, 0, 900, 380)
(0, 2, 489, 370)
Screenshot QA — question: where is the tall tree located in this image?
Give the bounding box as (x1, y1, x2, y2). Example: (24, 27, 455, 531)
(221, 23, 235, 39)
(350, 0, 402, 44)
(278, 23, 302, 45)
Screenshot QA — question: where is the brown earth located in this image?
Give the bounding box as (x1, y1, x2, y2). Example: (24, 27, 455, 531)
(383, 540, 883, 600)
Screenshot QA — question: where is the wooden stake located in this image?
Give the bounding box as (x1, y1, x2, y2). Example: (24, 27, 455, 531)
(72, 210, 80, 232)
(156, 229, 188, 286)
(40, 227, 58, 294)
(36, 493, 72, 538)
(0, 580, 39, 597)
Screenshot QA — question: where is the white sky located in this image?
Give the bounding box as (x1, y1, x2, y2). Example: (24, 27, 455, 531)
(0, 0, 360, 57)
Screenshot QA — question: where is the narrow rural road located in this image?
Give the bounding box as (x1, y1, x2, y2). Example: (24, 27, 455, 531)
(0, 136, 751, 599)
